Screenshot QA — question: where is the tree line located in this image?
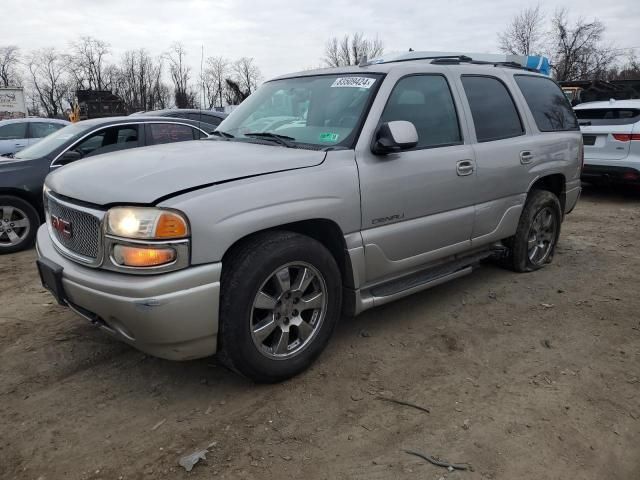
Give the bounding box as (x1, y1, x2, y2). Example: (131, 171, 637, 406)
(497, 6, 639, 81)
(0, 37, 262, 118)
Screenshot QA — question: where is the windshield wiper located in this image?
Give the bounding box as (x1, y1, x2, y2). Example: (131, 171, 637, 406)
(244, 132, 295, 148)
(210, 130, 234, 138)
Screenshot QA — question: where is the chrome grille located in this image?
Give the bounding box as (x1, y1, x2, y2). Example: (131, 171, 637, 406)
(46, 193, 102, 260)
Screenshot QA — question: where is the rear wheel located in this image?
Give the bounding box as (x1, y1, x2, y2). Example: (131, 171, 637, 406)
(218, 231, 342, 383)
(504, 189, 562, 272)
(0, 196, 39, 254)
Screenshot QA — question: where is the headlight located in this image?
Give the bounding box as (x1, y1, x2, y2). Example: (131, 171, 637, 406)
(106, 207, 189, 239)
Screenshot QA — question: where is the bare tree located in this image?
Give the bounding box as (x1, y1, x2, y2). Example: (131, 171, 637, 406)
(0, 45, 21, 87)
(68, 37, 111, 91)
(203, 56, 229, 109)
(27, 48, 70, 118)
(165, 42, 195, 108)
(608, 51, 640, 81)
(549, 9, 618, 81)
(232, 57, 261, 96)
(324, 33, 384, 67)
(113, 49, 168, 112)
(498, 5, 545, 56)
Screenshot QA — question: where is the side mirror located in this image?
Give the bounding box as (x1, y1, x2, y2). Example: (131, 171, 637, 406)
(56, 149, 83, 166)
(371, 121, 418, 155)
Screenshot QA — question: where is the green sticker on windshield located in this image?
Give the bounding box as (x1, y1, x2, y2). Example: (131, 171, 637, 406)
(319, 132, 339, 142)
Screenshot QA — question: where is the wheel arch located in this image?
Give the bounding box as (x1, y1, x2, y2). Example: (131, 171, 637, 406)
(528, 173, 566, 214)
(221, 218, 356, 290)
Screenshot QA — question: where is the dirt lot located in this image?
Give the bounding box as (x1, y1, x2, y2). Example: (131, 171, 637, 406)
(1, 186, 639, 480)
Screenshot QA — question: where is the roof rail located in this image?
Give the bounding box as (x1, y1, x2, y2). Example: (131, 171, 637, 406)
(430, 57, 540, 72)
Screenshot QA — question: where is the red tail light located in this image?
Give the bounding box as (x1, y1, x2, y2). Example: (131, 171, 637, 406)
(612, 134, 640, 142)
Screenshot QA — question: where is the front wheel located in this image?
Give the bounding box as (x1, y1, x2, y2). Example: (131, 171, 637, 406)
(0, 196, 39, 254)
(218, 231, 342, 383)
(505, 189, 562, 272)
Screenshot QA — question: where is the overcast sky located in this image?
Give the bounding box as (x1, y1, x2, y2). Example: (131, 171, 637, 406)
(5, 0, 640, 81)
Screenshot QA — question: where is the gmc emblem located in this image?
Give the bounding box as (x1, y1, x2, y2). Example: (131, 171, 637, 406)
(51, 214, 73, 238)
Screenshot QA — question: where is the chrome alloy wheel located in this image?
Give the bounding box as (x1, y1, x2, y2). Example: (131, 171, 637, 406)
(527, 207, 557, 265)
(0, 206, 30, 248)
(250, 262, 328, 360)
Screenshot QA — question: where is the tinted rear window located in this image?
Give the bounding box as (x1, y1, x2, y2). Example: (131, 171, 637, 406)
(514, 75, 579, 132)
(461, 76, 524, 142)
(574, 108, 640, 126)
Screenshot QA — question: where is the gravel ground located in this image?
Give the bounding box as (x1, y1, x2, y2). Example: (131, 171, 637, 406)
(1, 186, 639, 480)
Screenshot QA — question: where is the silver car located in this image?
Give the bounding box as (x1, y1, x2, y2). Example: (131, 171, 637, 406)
(36, 54, 582, 382)
(0, 118, 69, 156)
(574, 100, 640, 184)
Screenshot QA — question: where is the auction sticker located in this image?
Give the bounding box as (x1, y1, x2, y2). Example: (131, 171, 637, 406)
(331, 77, 376, 88)
(319, 132, 340, 142)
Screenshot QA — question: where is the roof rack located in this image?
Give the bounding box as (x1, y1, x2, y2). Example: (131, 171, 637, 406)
(362, 51, 550, 75)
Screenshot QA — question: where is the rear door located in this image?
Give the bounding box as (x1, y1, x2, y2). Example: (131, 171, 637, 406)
(456, 73, 533, 244)
(575, 107, 640, 161)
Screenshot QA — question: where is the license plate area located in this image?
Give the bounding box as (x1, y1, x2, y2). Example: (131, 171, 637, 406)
(36, 258, 66, 305)
(582, 134, 596, 146)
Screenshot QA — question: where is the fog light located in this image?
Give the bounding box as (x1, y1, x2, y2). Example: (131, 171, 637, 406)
(113, 245, 176, 267)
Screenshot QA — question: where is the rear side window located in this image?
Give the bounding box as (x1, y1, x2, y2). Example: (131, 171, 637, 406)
(514, 75, 579, 131)
(461, 76, 524, 142)
(0, 122, 27, 140)
(379, 75, 461, 149)
(30, 122, 65, 138)
(574, 108, 640, 126)
(148, 123, 196, 145)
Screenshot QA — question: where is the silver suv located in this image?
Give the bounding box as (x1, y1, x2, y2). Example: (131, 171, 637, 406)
(36, 54, 582, 382)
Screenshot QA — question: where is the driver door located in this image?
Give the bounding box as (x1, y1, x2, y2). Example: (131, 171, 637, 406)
(356, 74, 477, 283)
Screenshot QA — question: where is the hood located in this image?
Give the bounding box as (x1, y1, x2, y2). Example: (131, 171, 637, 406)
(46, 140, 326, 205)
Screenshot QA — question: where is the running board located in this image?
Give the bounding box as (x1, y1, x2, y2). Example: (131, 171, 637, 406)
(352, 249, 493, 315)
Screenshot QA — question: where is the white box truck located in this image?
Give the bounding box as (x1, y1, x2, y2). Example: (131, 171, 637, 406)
(0, 87, 28, 120)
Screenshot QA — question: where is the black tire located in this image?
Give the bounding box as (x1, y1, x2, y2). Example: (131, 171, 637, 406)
(504, 189, 562, 273)
(218, 231, 342, 383)
(0, 195, 40, 254)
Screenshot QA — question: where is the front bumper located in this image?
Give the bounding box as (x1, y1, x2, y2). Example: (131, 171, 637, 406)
(36, 226, 221, 360)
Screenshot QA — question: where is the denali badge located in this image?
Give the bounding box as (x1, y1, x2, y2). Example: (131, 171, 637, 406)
(51, 215, 73, 238)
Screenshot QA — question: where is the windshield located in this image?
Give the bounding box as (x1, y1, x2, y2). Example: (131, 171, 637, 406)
(216, 74, 382, 148)
(14, 123, 88, 160)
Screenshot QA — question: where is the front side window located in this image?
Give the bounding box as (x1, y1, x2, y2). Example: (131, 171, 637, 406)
(462, 76, 524, 142)
(379, 75, 461, 149)
(0, 122, 27, 140)
(30, 122, 65, 138)
(148, 123, 196, 145)
(216, 74, 382, 148)
(514, 75, 579, 132)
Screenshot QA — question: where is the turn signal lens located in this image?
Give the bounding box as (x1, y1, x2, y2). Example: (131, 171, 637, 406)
(155, 212, 188, 238)
(113, 245, 176, 267)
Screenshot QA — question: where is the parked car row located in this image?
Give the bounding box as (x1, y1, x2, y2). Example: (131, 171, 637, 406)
(0, 114, 212, 253)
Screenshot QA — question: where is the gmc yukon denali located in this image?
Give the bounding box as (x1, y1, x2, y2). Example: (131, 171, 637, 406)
(36, 53, 582, 382)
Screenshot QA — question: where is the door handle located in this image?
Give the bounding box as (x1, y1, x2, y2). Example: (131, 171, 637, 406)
(456, 159, 474, 176)
(520, 151, 534, 164)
